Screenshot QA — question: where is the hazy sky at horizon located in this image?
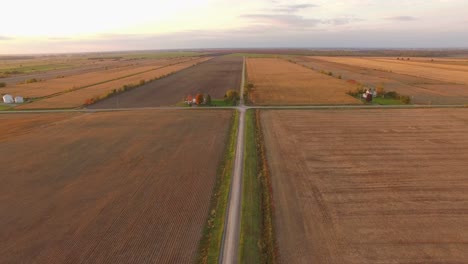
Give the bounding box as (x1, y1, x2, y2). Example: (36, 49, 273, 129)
(1, 0, 468, 54)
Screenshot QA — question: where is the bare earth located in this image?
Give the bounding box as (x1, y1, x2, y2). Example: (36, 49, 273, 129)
(295, 57, 468, 105)
(246, 58, 360, 105)
(261, 109, 468, 264)
(0, 110, 232, 264)
(89, 56, 243, 108)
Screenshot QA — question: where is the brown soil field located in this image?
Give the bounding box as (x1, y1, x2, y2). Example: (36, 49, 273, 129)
(316, 57, 468, 86)
(16, 58, 210, 109)
(261, 109, 468, 264)
(0, 56, 140, 86)
(0, 109, 232, 263)
(246, 58, 361, 105)
(292, 57, 468, 105)
(89, 56, 243, 108)
(3, 58, 196, 98)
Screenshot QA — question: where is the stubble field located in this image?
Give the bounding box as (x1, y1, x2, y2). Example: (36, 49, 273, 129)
(17, 57, 210, 109)
(89, 56, 243, 108)
(246, 58, 361, 105)
(0, 110, 232, 264)
(293, 56, 468, 105)
(261, 109, 468, 263)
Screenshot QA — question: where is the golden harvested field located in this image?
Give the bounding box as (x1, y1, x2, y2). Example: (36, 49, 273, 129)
(0, 110, 232, 263)
(246, 58, 361, 105)
(3, 58, 195, 98)
(261, 109, 468, 264)
(16, 57, 210, 109)
(293, 57, 468, 105)
(316, 57, 468, 86)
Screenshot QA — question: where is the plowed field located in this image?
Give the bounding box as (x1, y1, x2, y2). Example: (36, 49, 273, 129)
(17, 58, 209, 109)
(261, 109, 468, 264)
(89, 56, 243, 108)
(296, 57, 468, 105)
(0, 110, 232, 264)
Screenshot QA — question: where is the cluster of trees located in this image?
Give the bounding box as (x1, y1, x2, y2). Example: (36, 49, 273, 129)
(224, 89, 239, 105)
(347, 83, 411, 104)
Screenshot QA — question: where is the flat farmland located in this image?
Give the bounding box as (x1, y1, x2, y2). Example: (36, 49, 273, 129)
(3, 57, 197, 99)
(17, 58, 210, 109)
(261, 109, 468, 263)
(89, 56, 243, 108)
(0, 110, 232, 263)
(292, 57, 468, 105)
(246, 58, 360, 105)
(310, 57, 468, 104)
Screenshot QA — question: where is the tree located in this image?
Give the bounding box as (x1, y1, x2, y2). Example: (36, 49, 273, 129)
(224, 89, 240, 104)
(195, 93, 204, 105)
(0, 82, 5, 88)
(376, 83, 385, 96)
(205, 94, 212, 105)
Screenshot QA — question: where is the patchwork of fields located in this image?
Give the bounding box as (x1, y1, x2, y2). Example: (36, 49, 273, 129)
(292, 56, 468, 105)
(0, 110, 232, 263)
(2, 52, 468, 263)
(89, 56, 243, 108)
(261, 109, 468, 263)
(246, 58, 361, 105)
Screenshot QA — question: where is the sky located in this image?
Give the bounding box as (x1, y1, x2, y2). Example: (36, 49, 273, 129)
(1, 0, 468, 54)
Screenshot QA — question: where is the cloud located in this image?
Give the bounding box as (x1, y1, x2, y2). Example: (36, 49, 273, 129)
(272, 4, 318, 13)
(385, 16, 417, 21)
(241, 14, 321, 29)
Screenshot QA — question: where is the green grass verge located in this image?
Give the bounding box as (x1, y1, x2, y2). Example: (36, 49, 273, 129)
(197, 110, 239, 264)
(239, 110, 278, 263)
(0, 105, 12, 111)
(239, 109, 262, 263)
(372, 97, 405, 105)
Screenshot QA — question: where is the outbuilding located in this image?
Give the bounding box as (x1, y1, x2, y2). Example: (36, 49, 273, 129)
(14, 96, 24, 103)
(2, 94, 14, 104)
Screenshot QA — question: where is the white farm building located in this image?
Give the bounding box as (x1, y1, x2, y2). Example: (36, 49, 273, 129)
(2, 94, 14, 104)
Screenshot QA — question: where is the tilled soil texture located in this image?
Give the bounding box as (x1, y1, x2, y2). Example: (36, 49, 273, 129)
(261, 109, 468, 264)
(17, 58, 210, 110)
(3, 58, 195, 98)
(246, 58, 361, 105)
(89, 56, 243, 108)
(0, 110, 232, 264)
(296, 56, 468, 105)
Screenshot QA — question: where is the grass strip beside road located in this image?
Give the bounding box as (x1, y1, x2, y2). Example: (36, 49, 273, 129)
(197, 110, 239, 264)
(239, 109, 278, 263)
(239, 109, 262, 263)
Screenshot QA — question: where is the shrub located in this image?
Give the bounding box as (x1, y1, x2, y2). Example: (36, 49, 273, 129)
(84, 98, 95, 105)
(205, 94, 212, 105)
(25, 78, 38, 83)
(0, 82, 5, 88)
(385, 91, 399, 99)
(400, 95, 411, 104)
(337, 75, 342, 79)
(139, 79, 146, 85)
(327, 71, 333, 76)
